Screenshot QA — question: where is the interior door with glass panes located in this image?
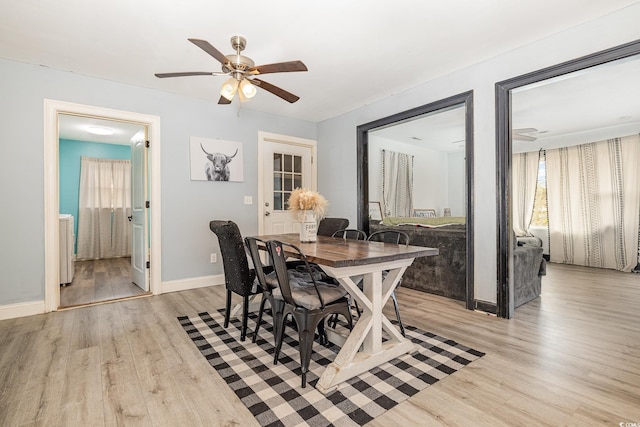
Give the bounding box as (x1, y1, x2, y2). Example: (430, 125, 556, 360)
(261, 137, 314, 235)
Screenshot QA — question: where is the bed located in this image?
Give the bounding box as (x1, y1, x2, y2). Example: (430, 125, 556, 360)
(370, 217, 467, 301)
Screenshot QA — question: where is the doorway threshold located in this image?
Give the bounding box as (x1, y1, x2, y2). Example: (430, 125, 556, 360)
(58, 292, 152, 311)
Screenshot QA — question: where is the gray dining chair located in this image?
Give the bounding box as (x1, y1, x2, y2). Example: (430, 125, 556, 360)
(367, 230, 410, 337)
(267, 239, 353, 388)
(331, 228, 367, 240)
(244, 236, 285, 344)
(317, 217, 349, 236)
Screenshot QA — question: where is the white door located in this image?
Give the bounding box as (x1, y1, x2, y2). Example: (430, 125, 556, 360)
(259, 132, 317, 235)
(131, 131, 149, 290)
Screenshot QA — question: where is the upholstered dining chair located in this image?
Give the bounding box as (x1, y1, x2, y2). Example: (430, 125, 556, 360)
(266, 239, 353, 388)
(367, 229, 410, 337)
(209, 220, 261, 341)
(244, 236, 285, 344)
(317, 217, 349, 236)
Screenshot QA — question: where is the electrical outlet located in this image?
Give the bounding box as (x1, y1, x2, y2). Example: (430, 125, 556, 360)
(210, 253, 217, 263)
(244, 195, 253, 205)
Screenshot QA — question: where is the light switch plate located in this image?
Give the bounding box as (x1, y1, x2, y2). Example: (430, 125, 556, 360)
(244, 196, 253, 205)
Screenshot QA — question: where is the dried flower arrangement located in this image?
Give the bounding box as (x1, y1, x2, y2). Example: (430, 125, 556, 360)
(287, 188, 328, 220)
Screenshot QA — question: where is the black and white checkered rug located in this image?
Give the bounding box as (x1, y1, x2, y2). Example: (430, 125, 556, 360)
(178, 310, 484, 426)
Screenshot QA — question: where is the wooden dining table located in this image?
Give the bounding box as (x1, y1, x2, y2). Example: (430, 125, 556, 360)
(253, 233, 439, 394)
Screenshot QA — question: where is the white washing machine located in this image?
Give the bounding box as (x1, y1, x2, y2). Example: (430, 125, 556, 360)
(59, 214, 75, 285)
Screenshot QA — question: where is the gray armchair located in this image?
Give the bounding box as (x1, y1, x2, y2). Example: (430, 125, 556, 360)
(513, 233, 546, 307)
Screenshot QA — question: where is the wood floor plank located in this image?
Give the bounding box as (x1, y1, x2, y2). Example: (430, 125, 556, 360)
(61, 257, 146, 308)
(1, 263, 639, 425)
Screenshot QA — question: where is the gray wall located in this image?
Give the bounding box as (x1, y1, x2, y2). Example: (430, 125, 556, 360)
(316, 4, 640, 303)
(0, 58, 314, 305)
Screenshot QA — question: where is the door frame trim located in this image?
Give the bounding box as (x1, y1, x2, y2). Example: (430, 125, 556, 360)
(495, 39, 640, 318)
(257, 131, 317, 235)
(44, 99, 162, 312)
(356, 91, 475, 310)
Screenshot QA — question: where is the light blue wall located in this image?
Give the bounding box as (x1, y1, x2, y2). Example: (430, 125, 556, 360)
(317, 4, 640, 303)
(59, 139, 131, 253)
(0, 58, 315, 305)
(1, 4, 639, 307)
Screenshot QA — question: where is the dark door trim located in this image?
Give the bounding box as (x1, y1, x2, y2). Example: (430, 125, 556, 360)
(356, 91, 475, 310)
(495, 39, 640, 318)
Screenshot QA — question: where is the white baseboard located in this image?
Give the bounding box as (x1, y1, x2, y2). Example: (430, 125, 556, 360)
(0, 300, 46, 321)
(0, 275, 224, 321)
(161, 274, 225, 294)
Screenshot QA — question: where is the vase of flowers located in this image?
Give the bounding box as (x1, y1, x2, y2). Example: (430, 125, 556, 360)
(287, 188, 328, 242)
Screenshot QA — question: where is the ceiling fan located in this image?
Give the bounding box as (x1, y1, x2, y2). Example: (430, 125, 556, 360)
(512, 128, 538, 141)
(155, 36, 308, 104)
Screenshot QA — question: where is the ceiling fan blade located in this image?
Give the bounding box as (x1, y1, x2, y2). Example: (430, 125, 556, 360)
(218, 96, 232, 105)
(188, 38, 229, 66)
(513, 134, 537, 142)
(155, 72, 214, 78)
(251, 78, 300, 103)
(512, 128, 538, 134)
(247, 61, 308, 75)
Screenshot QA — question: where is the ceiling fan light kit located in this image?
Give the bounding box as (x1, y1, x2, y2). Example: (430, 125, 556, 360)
(155, 35, 307, 104)
(220, 77, 239, 101)
(240, 79, 257, 99)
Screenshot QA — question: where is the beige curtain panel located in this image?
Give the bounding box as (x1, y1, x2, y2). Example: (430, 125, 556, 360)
(77, 157, 132, 260)
(546, 134, 640, 272)
(512, 151, 540, 237)
(382, 149, 414, 218)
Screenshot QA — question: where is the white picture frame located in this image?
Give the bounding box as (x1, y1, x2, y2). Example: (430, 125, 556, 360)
(368, 201, 383, 221)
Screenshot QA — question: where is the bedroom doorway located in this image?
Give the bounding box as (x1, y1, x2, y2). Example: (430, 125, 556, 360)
(44, 100, 162, 312)
(356, 91, 475, 310)
(496, 39, 640, 318)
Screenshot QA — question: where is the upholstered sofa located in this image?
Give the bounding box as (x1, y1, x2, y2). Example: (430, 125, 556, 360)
(514, 235, 546, 307)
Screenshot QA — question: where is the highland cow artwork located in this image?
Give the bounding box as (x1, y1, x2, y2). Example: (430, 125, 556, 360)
(190, 137, 244, 182)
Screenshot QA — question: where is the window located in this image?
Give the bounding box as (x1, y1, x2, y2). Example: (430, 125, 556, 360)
(530, 153, 548, 226)
(273, 153, 302, 211)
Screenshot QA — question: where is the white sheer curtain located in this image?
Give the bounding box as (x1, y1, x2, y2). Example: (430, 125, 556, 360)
(77, 157, 131, 260)
(382, 149, 414, 217)
(546, 134, 640, 271)
(512, 151, 541, 236)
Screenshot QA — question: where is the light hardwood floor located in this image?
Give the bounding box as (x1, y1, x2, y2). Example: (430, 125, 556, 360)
(60, 257, 148, 308)
(1, 263, 639, 426)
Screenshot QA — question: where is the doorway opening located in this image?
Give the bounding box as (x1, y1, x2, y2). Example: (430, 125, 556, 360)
(44, 100, 162, 312)
(356, 91, 475, 310)
(495, 39, 640, 318)
(257, 131, 317, 235)
(58, 114, 147, 308)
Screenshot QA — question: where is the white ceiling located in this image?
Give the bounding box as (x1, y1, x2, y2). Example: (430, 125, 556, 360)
(512, 54, 640, 152)
(371, 52, 640, 155)
(58, 114, 145, 145)
(2, 0, 639, 125)
(371, 105, 466, 153)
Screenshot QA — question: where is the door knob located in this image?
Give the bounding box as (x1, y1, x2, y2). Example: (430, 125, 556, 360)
(127, 216, 133, 222)
(265, 211, 271, 216)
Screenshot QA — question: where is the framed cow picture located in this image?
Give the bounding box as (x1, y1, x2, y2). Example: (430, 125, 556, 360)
(190, 136, 244, 182)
